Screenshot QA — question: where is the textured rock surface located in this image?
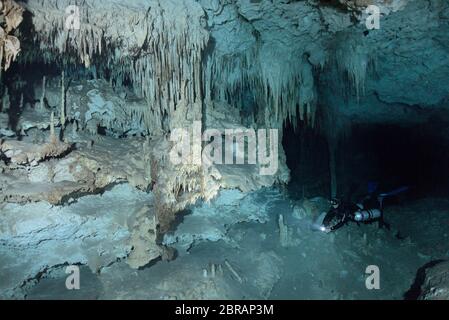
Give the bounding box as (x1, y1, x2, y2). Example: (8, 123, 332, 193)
(0, 0, 23, 71)
(0, 0, 448, 300)
(16, 0, 449, 128)
(0, 134, 149, 204)
(0, 139, 71, 166)
(0, 183, 152, 298)
(200, 0, 449, 126)
(16, 186, 444, 300)
(21, 0, 209, 132)
(163, 188, 280, 250)
(419, 260, 449, 300)
(17, 79, 148, 136)
(6, 0, 446, 231)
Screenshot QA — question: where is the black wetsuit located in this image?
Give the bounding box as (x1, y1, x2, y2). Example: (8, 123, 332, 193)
(323, 194, 390, 231)
(323, 201, 360, 232)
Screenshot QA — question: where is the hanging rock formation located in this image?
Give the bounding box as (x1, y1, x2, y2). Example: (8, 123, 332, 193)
(0, 0, 23, 71)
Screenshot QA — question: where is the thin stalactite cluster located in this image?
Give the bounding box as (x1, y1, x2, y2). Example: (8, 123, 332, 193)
(22, 0, 209, 134)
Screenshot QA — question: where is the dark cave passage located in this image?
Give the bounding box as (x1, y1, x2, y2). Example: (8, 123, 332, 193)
(282, 120, 449, 202)
(348, 123, 449, 199)
(282, 121, 330, 199)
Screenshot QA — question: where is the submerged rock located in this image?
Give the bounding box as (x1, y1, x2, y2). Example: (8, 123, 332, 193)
(418, 260, 449, 300)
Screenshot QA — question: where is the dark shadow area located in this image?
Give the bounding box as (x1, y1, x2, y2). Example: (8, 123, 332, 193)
(283, 119, 449, 202)
(282, 120, 330, 199)
(348, 123, 449, 199)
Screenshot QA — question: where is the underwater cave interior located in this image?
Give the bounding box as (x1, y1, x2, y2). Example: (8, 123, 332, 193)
(283, 118, 449, 200)
(0, 0, 449, 300)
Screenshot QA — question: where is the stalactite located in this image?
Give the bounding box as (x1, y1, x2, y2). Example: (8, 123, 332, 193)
(21, 0, 302, 237)
(0, 0, 23, 71)
(25, 0, 209, 133)
(335, 34, 370, 102)
(204, 48, 318, 129)
(321, 103, 351, 199)
(22, 0, 211, 234)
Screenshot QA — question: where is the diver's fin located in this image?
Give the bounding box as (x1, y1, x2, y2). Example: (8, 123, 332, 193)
(378, 186, 409, 210)
(379, 186, 409, 198)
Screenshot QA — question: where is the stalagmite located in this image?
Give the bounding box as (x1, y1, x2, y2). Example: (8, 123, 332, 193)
(224, 260, 243, 284)
(18, 92, 23, 110)
(60, 71, 65, 128)
(49, 111, 56, 143)
(278, 214, 289, 248)
(2, 0, 443, 302)
(39, 76, 46, 111)
(217, 264, 223, 276)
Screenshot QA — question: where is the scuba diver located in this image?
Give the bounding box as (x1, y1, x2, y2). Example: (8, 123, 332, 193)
(319, 184, 409, 233)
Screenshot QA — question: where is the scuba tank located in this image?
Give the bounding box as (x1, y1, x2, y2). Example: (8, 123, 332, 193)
(353, 208, 382, 222)
(353, 184, 409, 223)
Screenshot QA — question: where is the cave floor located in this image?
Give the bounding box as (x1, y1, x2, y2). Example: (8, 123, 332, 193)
(22, 186, 449, 300)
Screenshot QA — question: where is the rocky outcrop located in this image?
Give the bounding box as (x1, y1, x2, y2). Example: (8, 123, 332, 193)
(0, 184, 151, 298)
(0, 134, 150, 204)
(7, 0, 447, 232)
(21, 0, 209, 134)
(0, 0, 23, 71)
(18, 0, 449, 130)
(418, 260, 449, 300)
(0, 139, 71, 166)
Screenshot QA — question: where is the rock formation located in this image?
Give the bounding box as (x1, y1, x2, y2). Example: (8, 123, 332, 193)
(0, 0, 448, 300)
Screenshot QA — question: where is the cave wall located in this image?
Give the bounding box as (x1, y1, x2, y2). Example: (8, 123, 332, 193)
(1, 0, 449, 298)
(4, 1, 439, 122)
(1, 0, 448, 230)
(7, 0, 448, 133)
(2, 0, 448, 257)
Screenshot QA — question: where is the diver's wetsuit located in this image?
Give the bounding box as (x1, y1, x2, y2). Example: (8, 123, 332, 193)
(322, 201, 360, 232)
(323, 194, 390, 232)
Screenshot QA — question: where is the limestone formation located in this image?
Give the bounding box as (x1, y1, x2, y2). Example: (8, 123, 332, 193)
(0, 0, 448, 301)
(0, 138, 71, 166)
(418, 261, 449, 300)
(0, 0, 23, 71)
